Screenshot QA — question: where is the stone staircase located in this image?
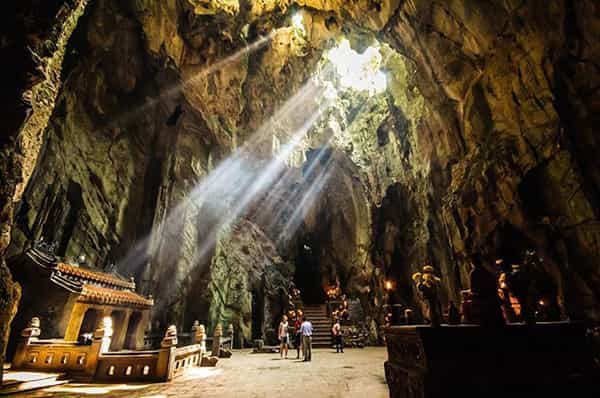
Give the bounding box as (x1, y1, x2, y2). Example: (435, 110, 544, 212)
(302, 304, 332, 348)
(1, 371, 68, 395)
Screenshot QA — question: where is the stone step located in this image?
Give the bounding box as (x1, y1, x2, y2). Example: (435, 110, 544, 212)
(1, 371, 68, 395)
(312, 343, 334, 348)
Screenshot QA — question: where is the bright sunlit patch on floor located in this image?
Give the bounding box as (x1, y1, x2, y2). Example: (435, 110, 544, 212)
(326, 39, 387, 95)
(182, 367, 223, 380)
(47, 383, 150, 395)
(2, 371, 63, 382)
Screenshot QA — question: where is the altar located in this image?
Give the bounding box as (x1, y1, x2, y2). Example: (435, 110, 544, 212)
(384, 323, 598, 397)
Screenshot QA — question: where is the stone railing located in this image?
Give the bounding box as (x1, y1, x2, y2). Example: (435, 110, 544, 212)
(12, 318, 110, 379)
(94, 343, 203, 382)
(12, 317, 215, 382)
(95, 350, 163, 382)
(170, 344, 203, 379)
(13, 339, 99, 377)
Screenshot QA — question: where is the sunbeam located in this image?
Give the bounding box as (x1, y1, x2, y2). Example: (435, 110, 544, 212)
(124, 80, 335, 314)
(117, 80, 325, 279)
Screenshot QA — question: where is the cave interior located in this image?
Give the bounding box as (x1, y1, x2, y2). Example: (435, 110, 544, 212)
(1, 0, 599, 394)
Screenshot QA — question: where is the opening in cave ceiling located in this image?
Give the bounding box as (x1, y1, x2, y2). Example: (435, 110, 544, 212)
(324, 39, 387, 97)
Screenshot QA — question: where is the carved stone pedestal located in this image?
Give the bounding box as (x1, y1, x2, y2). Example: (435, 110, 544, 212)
(384, 323, 598, 398)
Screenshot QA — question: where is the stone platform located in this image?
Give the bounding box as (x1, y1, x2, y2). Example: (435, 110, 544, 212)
(384, 322, 599, 398)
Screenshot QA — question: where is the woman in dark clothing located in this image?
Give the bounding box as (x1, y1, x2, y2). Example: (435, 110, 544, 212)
(294, 316, 302, 359)
(332, 318, 343, 353)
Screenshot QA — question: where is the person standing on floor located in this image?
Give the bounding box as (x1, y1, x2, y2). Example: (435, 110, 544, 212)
(332, 318, 344, 353)
(294, 315, 302, 359)
(300, 316, 313, 362)
(278, 315, 290, 359)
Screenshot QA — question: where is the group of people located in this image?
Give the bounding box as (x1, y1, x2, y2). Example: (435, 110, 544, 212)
(278, 314, 345, 361)
(278, 314, 313, 361)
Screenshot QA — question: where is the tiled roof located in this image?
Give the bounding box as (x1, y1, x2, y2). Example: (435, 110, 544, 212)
(80, 284, 153, 307)
(56, 263, 135, 289)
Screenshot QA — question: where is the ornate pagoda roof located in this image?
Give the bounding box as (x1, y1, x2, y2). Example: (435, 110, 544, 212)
(55, 262, 135, 290)
(80, 284, 154, 307)
(23, 244, 153, 309)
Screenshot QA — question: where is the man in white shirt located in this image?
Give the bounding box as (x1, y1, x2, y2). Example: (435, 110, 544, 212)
(300, 316, 313, 361)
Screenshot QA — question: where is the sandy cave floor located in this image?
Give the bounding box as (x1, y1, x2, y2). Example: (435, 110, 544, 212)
(18, 347, 389, 398)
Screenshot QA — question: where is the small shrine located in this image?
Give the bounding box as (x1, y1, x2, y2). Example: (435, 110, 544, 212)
(8, 243, 152, 355)
(3, 242, 229, 387)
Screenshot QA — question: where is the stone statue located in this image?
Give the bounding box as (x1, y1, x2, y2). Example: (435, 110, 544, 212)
(227, 324, 234, 349)
(212, 324, 232, 358)
(192, 320, 207, 351)
(161, 325, 178, 348)
(460, 289, 475, 324)
(469, 253, 505, 328)
(447, 301, 461, 325)
(496, 260, 518, 323)
(211, 324, 222, 356)
(506, 251, 539, 325)
(411, 265, 442, 327)
(21, 317, 41, 338)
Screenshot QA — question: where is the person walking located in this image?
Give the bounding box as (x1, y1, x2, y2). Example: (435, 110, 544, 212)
(300, 316, 313, 362)
(332, 318, 343, 353)
(278, 315, 290, 359)
(294, 315, 302, 359)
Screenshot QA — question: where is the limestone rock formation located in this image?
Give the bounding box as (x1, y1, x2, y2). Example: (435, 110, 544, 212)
(381, 0, 600, 320)
(203, 220, 293, 346)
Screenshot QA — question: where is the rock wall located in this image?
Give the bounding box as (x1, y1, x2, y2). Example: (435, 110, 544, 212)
(381, 0, 600, 320)
(0, 0, 89, 380)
